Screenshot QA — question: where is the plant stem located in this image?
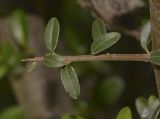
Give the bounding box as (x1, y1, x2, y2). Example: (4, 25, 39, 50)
(22, 54, 150, 63)
(149, 0, 160, 97)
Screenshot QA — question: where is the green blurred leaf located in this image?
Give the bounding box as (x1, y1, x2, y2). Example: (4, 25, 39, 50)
(91, 32, 121, 54)
(97, 76, 124, 105)
(0, 42, 15, 60)
(148, 95, 157, 105)
(116, 107, 132, 119)
(43, 53, 66, 67)
(10, 10, 28, 48)
(27, 62, 37, 72)
(140, 20, 151, 53)
(0, 106, 24, 119)
(150, 50, 160, 65)
(142, 100, 160, 119)
(92, 19, 107, 41)
(44, 17, 60, 53)
(0, 65, 8, 79)
(60, 65, 80, 99)
(61, 115, 84, 119)
(135, 97, 148, 117)
(73, 100, 88, 115)
(0, 42, 24, 67)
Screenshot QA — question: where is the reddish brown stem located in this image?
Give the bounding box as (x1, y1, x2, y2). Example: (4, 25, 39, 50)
(149, 0, 160, 97)
(22, 54, 150, 63)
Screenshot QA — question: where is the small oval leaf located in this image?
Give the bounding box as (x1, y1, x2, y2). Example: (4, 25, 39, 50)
(92, 18, 107, 41)
(150, 49, 160, 65)
(140, 20, 151, 53)
(10, 10, 28, 48)
(116, 107, 132, 119)
(135, 97, 148, 117)
(27, 62, 37, 72)
(44, 17, 60, 52)
(91, 32, 121, 54)
(60, 65, 80, 99)
(43, 53, 66, 67)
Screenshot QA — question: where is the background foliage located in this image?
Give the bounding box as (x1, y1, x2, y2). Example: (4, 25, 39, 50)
(0, 0, 157, 119)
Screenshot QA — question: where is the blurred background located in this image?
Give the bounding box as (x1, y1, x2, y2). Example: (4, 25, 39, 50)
(0, 0, 157, 119)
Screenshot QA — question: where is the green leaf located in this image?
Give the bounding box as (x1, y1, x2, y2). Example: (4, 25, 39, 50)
(43, 53, 66, 67)
(116, 107, 132, 119)
(150, 50, 160, 65)
(92, 18, 107, 41)
(148, 95, 157, 105)
(135, 96, 160, 119)
(44, 17, 60, 53)
(91, 32, 121, 54)
(60, 65, 80, 99)
(10, 10, 28, 48)
(143, 100, 160, 119)
(140, 20, 151, 53)
(0, 42, 15, 60)
(27, 62, 37, 72)
(0, 106, 24, 119)
(135, 97, 148, 117)
(98, 76, 124, 105)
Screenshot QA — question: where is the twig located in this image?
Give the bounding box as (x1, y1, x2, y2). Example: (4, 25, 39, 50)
(149, 0, 160, 97)
(21, 54, 150, 63)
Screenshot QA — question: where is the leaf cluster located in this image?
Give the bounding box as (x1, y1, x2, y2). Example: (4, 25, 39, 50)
(26, 17, 160, 99)
(27, 17, 122, 99)
(0, 10, 28, 80)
